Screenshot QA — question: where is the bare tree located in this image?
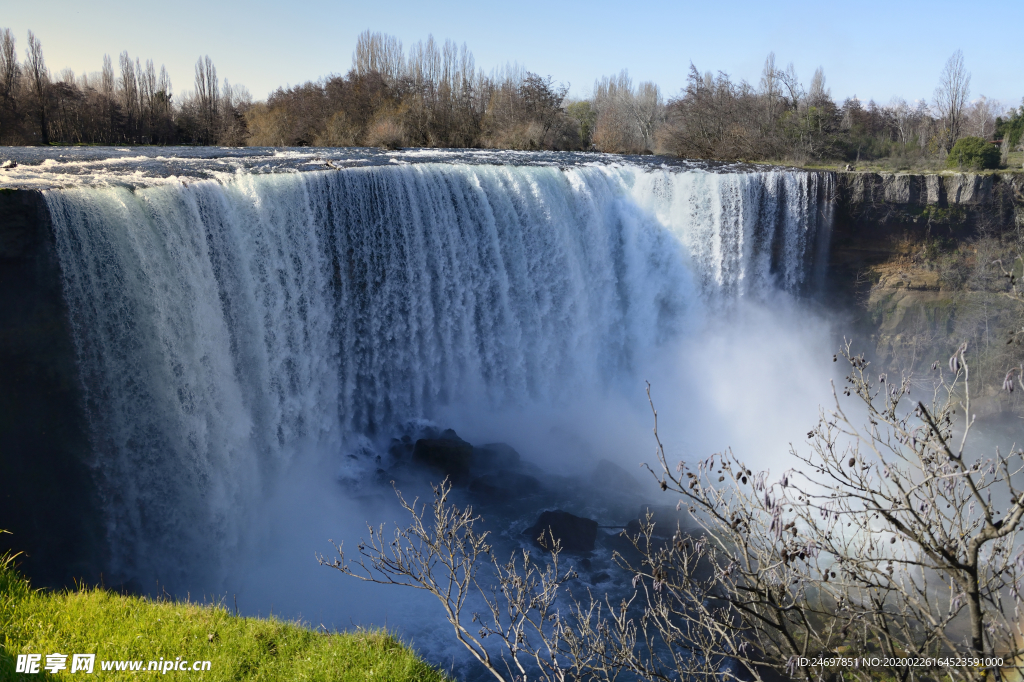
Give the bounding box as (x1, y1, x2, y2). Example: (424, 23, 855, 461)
(0, 28, 21, 143)
(98, 54, 118, 141)
(0, 29, 18, 110)
(807, 67, 829, 108)
(100, 54, 114, 98)
(353, 30, 405, 86)
(779, 62, 803, 112)
(318, 481, 591, 682)
(966, 95, 998, 139)
(118, 51, 139, 137)
(24, 30, 49, 144)
(329, 340, 1024, 681)
(759, 52, 782, 126)
(935, 49, 971, 151)
(628, 81, 662, 152)
(593, 70, 653, 154)
(194, 55, 219, 144)
(636, 343, 1024, 681)
(889, 97, 918, 148)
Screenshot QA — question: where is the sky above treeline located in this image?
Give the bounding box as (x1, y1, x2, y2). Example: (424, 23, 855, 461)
(7, 0, 1023, 110)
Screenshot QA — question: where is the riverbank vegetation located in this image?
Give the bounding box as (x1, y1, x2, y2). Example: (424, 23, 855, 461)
(1, 27, 1021, 168)
(0, 547, 448, 681)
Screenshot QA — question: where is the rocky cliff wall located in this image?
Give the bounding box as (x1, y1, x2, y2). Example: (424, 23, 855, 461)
(837, 171, 1024, 207)
(0, 189, 107, 587)
(829, 171, 1023, 272)
(828, 171, 1024, 416)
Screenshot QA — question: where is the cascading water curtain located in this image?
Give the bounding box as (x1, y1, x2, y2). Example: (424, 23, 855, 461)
(45, 163, 832, 587)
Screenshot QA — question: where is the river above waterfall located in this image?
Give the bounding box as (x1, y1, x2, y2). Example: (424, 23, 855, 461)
(0, 146, 784, 189)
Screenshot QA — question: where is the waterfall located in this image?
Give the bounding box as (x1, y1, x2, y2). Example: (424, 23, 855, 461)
(44, 161, 831, 585)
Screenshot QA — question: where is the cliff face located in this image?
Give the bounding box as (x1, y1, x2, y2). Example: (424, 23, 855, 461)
(0, 189, 107, 588)
(829, 172, 1024, 414)
(829, 171, 1023, 271)
(838, 171, 1024, 207)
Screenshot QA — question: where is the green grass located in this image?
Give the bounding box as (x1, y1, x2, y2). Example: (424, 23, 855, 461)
(746, 155, 1024, 174)
(0, 552, 449, 681)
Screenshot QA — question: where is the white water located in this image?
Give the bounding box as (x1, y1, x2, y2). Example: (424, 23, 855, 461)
(44, 161, 832, 592)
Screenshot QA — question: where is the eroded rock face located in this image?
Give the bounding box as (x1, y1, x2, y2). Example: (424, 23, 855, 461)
(925, 175, 945, 205)
(881, 174, 920, 204)
(943, 174, 993, 205)
(843, 173, 881, 203)
(526, 510, 598, 553)
(836, 171, 1018, 209)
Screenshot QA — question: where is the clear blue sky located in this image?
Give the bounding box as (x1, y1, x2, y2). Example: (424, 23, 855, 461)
(5, 0, 1022, 109)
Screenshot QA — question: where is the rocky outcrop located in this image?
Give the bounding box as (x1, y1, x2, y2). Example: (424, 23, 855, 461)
(473, 442, 522, 472)
(526, 510, 599, 553)
(413, 429, 474, 482)
(828, 171, 1024, 417)
(837, 171, 1022, 208)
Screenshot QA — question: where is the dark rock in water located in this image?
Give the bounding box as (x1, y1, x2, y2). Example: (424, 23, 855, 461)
(472, 442, 521, 472)
(469, 470, 541, 501)
(588, 458, 644, 494)
(413, 429, 473, 482)
(526, 510, 598, 553)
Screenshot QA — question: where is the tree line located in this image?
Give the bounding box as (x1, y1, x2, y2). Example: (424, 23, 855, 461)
(659, 50, 1021, 167)
(2, 28, 1021, 166)
(0, 29, 248, 145)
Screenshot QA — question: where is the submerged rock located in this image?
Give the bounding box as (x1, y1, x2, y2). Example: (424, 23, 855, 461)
(469, 470, 542, 501)
(387, 434, 417, 463)
(472, 442, 521, 473)
(526, 510, 598, 553)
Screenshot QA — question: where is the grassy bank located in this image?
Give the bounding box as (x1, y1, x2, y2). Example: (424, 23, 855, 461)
(0, 553, 449, 681)
(745, 149, 1024, 173)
